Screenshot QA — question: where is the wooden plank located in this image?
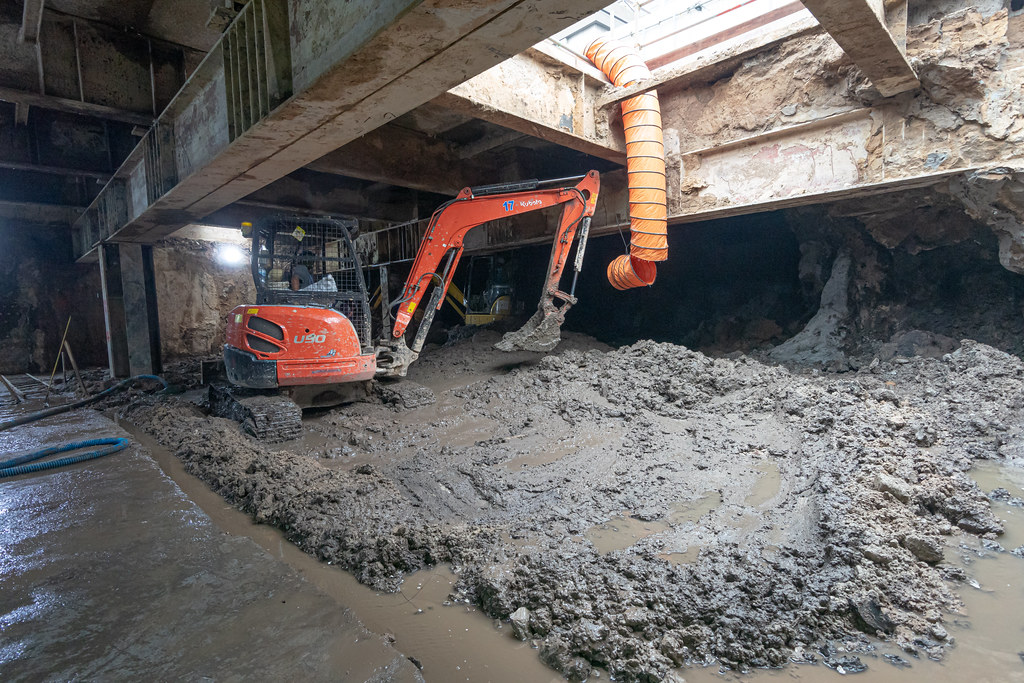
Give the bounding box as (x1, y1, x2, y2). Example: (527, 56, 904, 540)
(0, 375, 26, 403)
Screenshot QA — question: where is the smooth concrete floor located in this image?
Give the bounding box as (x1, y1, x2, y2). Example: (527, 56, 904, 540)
(0, 405, 421, 682)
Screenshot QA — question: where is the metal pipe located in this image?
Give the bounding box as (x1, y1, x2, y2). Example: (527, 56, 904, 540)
(0, 375, 25, 403)
(536, 174, 588, 187)
(97, 243, 118, 378)
(73, 19, 85, 102)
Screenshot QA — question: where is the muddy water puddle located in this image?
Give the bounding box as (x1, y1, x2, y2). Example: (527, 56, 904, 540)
(587, 493, 721, 555)
(744, 459, 781, 507)
(123, 422, 561, 683)
(502, 429, 616, 470)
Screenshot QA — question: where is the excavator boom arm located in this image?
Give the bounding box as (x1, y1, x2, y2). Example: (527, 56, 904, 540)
(391, 171, 600, 338)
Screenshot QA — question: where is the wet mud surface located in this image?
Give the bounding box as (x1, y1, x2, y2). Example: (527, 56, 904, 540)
(0, 406, 420, 682)
(121, 331, 1024, 681)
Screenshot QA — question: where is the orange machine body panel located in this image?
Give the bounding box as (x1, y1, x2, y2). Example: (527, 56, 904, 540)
(224, 305, 375, 386)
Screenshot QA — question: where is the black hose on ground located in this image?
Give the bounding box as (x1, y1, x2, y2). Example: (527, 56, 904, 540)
(0, 374, 168, 433)
(0, 438, 130, 479)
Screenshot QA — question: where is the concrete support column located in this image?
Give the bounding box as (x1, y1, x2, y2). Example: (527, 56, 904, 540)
(98, 243, 129, 378)
(99, 243, 161, 378)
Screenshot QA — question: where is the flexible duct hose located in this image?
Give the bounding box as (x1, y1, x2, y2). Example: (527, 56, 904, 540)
(586, 39, 668, 290)
(0, 374, 168, 433)
(0, 438, 130, 479)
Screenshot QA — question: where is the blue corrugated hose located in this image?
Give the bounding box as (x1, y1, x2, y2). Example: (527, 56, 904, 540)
(0, 437, 130, 479)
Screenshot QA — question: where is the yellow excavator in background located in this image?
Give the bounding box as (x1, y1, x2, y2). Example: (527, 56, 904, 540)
(444, 255, 517, 327)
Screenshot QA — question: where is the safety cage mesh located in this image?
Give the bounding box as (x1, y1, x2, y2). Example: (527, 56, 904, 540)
(253, 216, 372, 349)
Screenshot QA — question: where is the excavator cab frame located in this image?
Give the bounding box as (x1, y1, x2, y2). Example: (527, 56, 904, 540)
(250, 215, 373, 350)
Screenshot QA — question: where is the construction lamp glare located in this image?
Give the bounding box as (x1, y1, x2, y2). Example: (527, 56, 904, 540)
(217, 244, 247, 266)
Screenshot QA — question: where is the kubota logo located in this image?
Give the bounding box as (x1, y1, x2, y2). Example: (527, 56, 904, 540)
(294, 332, 327, 344)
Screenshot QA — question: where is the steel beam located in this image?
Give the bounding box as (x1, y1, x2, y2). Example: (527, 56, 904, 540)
(800, 0, 918, 96)
(98, 244, 130, 378)
(73, 0, 613, 260)
(0, 159, 111, 180)
(0, 86, 155, 126)
(119, 243, 162, 377)
(307, 125, 487, 195)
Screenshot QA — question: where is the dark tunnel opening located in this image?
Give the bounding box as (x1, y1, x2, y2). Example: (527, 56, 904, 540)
(507, 211, 814, 353)
(463, 201, 1024, 362)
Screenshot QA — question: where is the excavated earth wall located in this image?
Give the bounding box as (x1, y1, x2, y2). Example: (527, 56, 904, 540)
(123, 330, 1023, 681)
(153, 238, 255, 359)
(660, 7, 1024, 275)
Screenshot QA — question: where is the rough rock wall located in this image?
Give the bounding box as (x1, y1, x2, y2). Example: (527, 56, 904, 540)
(561, 194, 1024, 365)
(153, 239, 255, 359)
(773, 193, 1024, 367)
(667, 9, 1019, 188)
(0, 221, 107, 374)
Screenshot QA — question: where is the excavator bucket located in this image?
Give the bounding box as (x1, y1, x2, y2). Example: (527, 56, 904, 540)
(496, 213, 593, 353)
(495, 299, 568, 352)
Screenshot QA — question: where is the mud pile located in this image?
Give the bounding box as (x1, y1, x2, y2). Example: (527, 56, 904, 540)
(123, 332, 1021, 681)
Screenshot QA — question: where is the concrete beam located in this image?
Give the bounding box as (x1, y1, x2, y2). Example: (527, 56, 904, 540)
(458, 129, 525, 160)
(800, 0, 918, 96)
(437, 50, 625, 164)
(0, 86, 155, 126)
(73, 0, 612, 260)
(396, 103, 472, 136)
(307, 125, 487, 195)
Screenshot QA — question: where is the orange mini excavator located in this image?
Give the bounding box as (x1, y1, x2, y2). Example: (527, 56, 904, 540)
(212, 171, 600, 440)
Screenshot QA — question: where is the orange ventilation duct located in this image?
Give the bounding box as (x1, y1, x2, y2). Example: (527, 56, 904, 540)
(586, 39, 668, 290)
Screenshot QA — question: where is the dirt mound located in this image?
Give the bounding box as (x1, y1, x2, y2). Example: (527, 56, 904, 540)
(122, 335, 1021, 681)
